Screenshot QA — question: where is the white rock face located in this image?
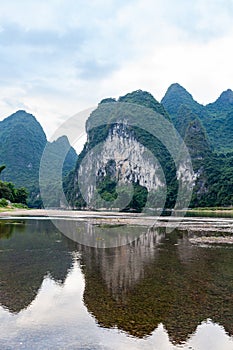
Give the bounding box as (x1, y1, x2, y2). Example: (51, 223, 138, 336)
(78, 123, 166, 206)
(177, 161, 196, 187)
(77, 122, 196, 209)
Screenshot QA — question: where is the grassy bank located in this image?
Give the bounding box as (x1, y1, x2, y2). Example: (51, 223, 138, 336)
(189, 207, 233, 212)
(0, 207, 13, 212)
(0, 204, 28, 212)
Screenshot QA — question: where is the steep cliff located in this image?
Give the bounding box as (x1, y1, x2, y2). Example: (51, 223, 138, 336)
(65, 85, 233, 210)
(65, 90, 192, 211)
(78, 122, 167, 211)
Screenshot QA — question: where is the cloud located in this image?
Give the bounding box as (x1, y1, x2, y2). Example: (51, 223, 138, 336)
(76, 59, 119, 80)
(100, 30, 233, 105)
(0, 0, 233, 138)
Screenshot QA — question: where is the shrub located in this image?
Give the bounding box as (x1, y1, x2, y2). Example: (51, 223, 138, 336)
(0, 198, 9, 207)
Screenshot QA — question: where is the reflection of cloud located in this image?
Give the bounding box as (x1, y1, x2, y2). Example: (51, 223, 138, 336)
(0, 220, 73, 314)
(188, 320, 233, 350)
(17, 262, 86, 327)
(0, 259, 233, 349)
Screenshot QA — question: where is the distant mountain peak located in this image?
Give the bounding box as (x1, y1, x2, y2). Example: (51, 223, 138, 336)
(206, 88, 233, 111)
(161, 83, 201, 116)
(2, 110, 37, 125)
(55, 135, 69, 144)
(15, 109, 27, 113)
(12, 110, 33, 117)
(164, 83, 192, 95)
(99, 97, 116, 105)
(0, 110, 78, 208)
(118, 89, 156, 101)
(166, 83, 188, 92)
(216, 89, 233, 104)
(118, 89, 170, 119)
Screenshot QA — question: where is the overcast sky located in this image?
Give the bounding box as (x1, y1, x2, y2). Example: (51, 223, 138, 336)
(0, 0, 233, 138)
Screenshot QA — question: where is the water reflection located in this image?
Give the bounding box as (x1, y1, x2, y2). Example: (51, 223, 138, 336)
(0, 219, 73, 313)
(50, 218, 148, 248)
(78, 227, 233, 343)
(0, 218, 233, 349)
(78, 226, 164, 301)
(0, 220, 15, 239)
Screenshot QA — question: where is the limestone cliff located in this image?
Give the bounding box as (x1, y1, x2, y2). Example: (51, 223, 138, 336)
(78, 122, 166, 209)
(66, 90, 195, 211)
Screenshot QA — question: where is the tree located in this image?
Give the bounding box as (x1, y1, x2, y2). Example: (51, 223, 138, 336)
(0, 181, 12, 201)
(14, 187, 28, 205)
(0, 165, 6, 175)
(0, 166, 28, 205)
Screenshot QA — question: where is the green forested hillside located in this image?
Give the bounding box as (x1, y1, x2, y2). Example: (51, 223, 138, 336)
(37, 135, 78, 208)
(65, 87, 233, 210)
(0, 110, 77, 207)
(64, 90, 179, 210)
(205, 90, 233, 152)
(0, 110, 47, 189)
(161, 84, 233, 153)
(206, 89, 233, 114)
(118, 89, 170, 119)
(1, 84, 233, 211)
(161, 84, 233, 206)
(161, 83, 204, 116)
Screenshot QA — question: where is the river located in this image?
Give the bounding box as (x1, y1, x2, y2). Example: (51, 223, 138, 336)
(0, 213, 233, 349)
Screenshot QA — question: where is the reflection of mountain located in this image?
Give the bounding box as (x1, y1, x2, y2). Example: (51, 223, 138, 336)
(81, 227, 165, 299)
(0, 221, 14, 239)
(0, 219, 73, 313)
(78, 227, 233, 343)
(54, 219, 150, 248)
(1, 218, 233, 345)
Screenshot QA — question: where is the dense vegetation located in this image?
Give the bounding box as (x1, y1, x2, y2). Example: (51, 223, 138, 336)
(1, 84, 233, 211)
(64, 90, 179, 211)
(162, 84, 233, 207)
(35, 135, 78, 208)
(0, 111, 77, 207)
(0, 165, 27, 207)
(65, 87, 233, 211)
(0, 111, 47, 189)
(161, 83, 233, 153)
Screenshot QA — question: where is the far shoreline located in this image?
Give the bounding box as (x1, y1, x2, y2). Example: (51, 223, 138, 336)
(1, 208, 233, 236)
(1, 207, 233, 218)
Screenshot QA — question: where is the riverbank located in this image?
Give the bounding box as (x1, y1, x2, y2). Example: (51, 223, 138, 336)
(1, 208, 233, 235)
(189, 207, 233, 213)
(1, 207, 233, 217)
(0, 204, 28, 213)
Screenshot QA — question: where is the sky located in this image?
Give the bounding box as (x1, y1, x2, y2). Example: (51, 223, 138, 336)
(0, 0, 233, 139)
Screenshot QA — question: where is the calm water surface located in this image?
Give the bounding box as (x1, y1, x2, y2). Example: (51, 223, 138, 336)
(0, 218, 233, 350)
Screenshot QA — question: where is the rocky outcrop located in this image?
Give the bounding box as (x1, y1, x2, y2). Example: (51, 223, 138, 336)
(78, 122, 166, 207)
